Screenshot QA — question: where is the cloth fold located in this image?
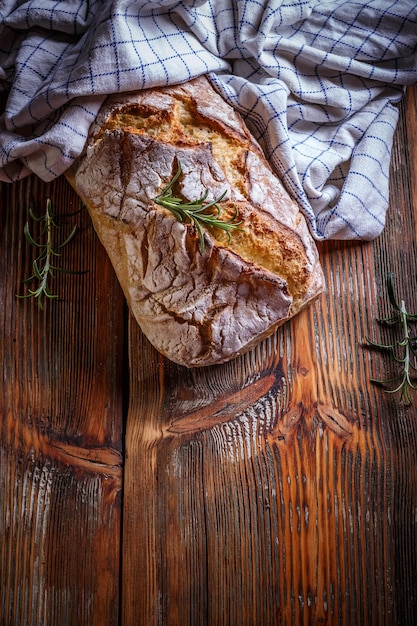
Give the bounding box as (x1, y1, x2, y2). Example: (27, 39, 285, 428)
(1, 0, 416, 240)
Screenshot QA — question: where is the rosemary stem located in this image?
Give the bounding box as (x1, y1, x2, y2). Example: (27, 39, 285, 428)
(44, 202, 53, 274)
(401, 299, 411, 383)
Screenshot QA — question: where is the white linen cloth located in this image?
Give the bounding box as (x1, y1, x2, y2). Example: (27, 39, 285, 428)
(0, 0, 416, 240)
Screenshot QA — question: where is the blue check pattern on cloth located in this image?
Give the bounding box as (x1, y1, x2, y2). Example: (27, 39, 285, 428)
(1, 0, 416, 240)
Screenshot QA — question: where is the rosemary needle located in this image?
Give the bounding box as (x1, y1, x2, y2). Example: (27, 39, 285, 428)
(153, 161, 243, 253)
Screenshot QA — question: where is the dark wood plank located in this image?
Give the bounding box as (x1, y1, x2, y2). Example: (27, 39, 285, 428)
(378, 84, 417, 626)
(121, 86, 417, 625)
(0, 176, 125, 625)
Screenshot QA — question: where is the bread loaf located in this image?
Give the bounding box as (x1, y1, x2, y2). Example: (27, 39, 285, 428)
(68, 75, 324, 367)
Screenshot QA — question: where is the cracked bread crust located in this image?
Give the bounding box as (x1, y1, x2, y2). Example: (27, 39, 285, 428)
(68, 75, 324, 367)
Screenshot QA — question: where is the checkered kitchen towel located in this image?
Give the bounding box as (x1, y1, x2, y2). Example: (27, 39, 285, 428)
(1, 0, 416, 240)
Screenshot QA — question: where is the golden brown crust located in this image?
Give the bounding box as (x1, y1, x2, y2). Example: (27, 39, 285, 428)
(68, 76, 325, 367)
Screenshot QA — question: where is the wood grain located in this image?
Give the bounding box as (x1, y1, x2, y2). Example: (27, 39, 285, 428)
(1, 88, 417, 626)
(0, 176, 125, 625)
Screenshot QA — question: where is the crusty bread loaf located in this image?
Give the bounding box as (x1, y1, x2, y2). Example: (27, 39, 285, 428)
(68, 75, 324, 367)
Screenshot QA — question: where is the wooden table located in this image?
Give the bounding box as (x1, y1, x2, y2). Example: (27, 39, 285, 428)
(1, 86, 416, 626)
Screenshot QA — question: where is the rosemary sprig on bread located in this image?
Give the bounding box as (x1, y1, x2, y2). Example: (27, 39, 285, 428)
(153, 161, 242, 253)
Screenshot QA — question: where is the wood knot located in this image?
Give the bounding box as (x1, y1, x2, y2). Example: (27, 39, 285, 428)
(316, 404, 354, 438)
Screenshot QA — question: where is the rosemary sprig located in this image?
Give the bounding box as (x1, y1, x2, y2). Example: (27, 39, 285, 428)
(366, 272, 417, 405)
(153, 161, 243, 253)
(17, 198, 83, 309)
